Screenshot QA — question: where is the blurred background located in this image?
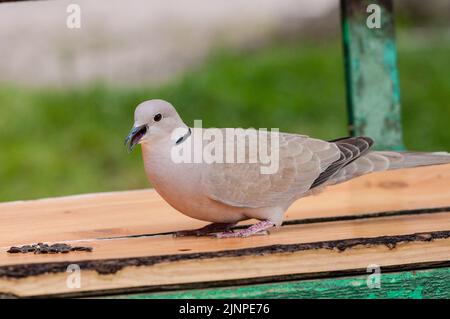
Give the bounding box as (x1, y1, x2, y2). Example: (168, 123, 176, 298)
(0, 0, 449, 202)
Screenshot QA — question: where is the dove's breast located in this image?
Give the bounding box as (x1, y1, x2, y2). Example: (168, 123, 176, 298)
(140, 141, 248, 223)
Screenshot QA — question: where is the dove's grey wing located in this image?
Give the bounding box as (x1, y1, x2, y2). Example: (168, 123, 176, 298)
(309, 136, 373, 188)
(201, 131, 358, 208)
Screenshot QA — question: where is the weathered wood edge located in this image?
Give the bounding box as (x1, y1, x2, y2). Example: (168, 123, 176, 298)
(275, 206, 449, 227)
(1, 230, 449, 280)
(6, 262, 449, 299)
(120, 267, 450, 299)
(96, 206, 450, 240)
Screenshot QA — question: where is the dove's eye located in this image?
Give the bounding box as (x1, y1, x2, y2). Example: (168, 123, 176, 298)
(154, 113, 162, 122)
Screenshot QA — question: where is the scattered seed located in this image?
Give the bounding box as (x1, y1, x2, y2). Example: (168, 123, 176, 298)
(6, 243, 93, 255)
(7, 247, 21, 254)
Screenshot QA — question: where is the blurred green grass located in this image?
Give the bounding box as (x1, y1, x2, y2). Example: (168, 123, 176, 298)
(0, 30, 449, 202)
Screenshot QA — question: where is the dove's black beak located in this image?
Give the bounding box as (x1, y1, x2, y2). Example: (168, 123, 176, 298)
(125, 125, 148, 153)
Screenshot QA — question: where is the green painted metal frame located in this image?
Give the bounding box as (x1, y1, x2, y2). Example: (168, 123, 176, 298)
(341, 0, 405, 150)
(115, 267, 450, 299)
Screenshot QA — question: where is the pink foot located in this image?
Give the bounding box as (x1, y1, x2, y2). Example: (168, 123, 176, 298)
(174, 222, 237, 237)
(213, 220, 275, 238)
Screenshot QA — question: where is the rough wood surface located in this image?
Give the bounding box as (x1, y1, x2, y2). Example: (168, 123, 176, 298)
(1, 164, 449, 247)
(0, 164, 449, 297)
(123, 267, 450, 299)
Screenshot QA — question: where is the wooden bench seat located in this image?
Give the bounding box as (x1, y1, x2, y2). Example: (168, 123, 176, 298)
(0, 164, 449, 297)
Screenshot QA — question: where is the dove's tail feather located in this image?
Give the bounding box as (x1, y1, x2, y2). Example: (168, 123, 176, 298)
(333, 150, 450, 184)
(376, 151, 450, 170)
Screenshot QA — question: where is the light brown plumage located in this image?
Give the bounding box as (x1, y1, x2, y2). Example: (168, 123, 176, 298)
(202, 133, 450, 210)
(126, 100, 450, 238)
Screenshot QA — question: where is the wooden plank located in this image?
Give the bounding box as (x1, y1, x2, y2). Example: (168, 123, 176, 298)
(0, 164, 448, 297)
(122, 267, 450, 299)
(341, 0, 404, 150)
(1, 212, 449, 297)
(1, 238, 449, 297)
(1, 164, 449, 248)
(2, 210, 450, 267)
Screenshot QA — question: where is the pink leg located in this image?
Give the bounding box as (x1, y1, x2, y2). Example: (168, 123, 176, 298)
(174, 222, 237, 237)
(214, 220, 275, 238)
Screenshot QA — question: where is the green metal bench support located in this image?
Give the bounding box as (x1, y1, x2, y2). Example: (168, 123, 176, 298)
(341, 0, 405, 150)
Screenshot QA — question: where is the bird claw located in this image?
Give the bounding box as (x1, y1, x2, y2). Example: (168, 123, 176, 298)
(173, 222, 237, 237)
(174, 221, 273, 239)
(213, 229, 270, 239)
(213, 220, 274, 238)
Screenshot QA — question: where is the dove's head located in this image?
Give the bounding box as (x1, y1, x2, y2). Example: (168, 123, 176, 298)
(125, 99, 186, 152)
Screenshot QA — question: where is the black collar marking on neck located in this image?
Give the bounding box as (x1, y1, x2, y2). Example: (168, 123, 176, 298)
(175, 127, 191, 145)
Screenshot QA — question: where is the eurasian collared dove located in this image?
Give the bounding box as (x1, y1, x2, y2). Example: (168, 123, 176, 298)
(125, 99, 450, 238)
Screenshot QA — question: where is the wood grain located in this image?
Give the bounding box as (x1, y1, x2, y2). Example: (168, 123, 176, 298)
(125, 267, 450, 299)
(0, 164, 449, 297)
(1, 164, 449, 248)
(1, 211, 450, 267)
(1, 237, 449, 297)
(1, 212, 450, 297)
